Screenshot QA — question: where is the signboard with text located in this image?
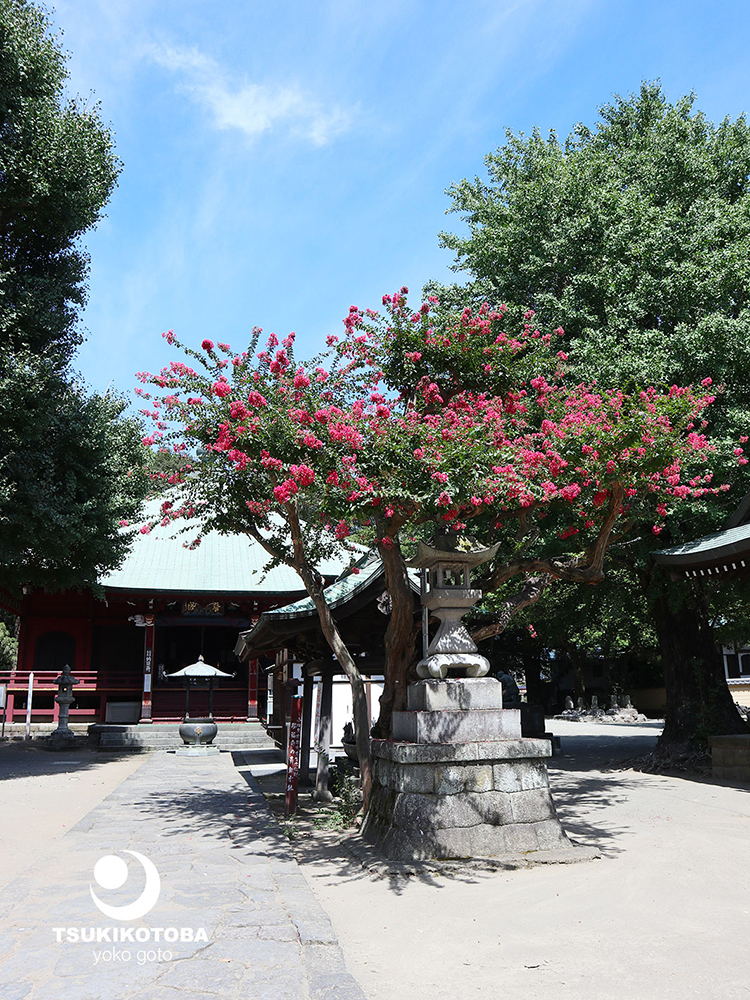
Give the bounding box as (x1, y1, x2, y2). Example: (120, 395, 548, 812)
(285, 696, 303, 817)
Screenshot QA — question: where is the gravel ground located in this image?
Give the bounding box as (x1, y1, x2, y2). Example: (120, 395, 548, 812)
(265, 720, 750, 1000)
(5, 722, 750, 999)
(0, 742, 145, 891)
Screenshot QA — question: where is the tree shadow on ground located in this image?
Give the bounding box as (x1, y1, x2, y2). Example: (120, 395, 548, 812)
(0, 740, 139, 781)
(230, 749, 623, 893)
(549, 770, 640, 857)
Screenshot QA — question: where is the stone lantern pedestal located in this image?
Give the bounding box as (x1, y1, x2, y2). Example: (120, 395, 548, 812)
(361, 538, 573, 862)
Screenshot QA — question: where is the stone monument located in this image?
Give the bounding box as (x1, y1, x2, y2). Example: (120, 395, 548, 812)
(362, 536, 574, 861)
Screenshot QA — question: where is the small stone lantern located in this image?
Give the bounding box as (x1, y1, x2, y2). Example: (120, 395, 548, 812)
(48, 663, 79, 749)
(407, 536, 499, 679)
(167, 655, 234, 755)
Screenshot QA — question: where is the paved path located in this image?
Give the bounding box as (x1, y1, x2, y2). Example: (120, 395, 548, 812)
(0, 751, 366, 1000)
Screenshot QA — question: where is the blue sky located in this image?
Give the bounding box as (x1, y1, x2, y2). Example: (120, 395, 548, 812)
(49, 0, 750, 396)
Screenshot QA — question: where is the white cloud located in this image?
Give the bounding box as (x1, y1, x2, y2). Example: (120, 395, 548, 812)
(148, 43, 352, 145)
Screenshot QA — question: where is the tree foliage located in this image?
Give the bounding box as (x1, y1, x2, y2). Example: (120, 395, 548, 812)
(0, 363, 149, 592)
(139, 290, 718, 794)
(0, 0, 148, 597)
(0, 0, 121, 364)
(432, 81, 750, 744)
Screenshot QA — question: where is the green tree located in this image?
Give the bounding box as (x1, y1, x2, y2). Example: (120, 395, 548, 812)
(0, 364, 149, 593)
(433, 81, 750, 751)
(0, 0, 149, 597)
(0, 0, 120, 364)
(0, 610, 17, 671)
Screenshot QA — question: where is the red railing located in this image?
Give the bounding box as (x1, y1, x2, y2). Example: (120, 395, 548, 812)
(0, 669, 99, 688)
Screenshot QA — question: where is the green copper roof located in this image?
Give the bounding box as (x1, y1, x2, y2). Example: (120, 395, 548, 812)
(260, 551, 386, 619)
(100, 499, 354, 595)
(653, 522, 750, 568)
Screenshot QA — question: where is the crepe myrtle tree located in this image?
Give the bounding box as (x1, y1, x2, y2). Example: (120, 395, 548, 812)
(139, 291, 721, 804)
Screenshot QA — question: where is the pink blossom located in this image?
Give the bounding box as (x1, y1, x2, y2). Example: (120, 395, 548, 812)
(335, 520, 349, 540)
(202, 339, 214, 351)
(290, 464, 315, 487)
(213, 381, 231, 398)
(273, 479, 299, 503)
(261, 452, 283, 472)
(302, 432, 324, 450)
(230, 401, 249, 420)
(559, 483, 581, 502)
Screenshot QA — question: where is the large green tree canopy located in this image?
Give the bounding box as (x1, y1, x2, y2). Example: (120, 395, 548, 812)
(0, 0, 120, 364)
(0, 0, 148, 597)
(433, 82, 750, 747)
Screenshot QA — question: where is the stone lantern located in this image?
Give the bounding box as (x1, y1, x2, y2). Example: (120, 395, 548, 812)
(408, 537, 499, 679)
(48, 663, 79, 750)
(167, 655, 234, 756)
(361, 533, 582, 864)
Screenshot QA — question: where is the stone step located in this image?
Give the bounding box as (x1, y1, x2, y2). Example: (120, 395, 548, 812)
(90, 721, 277, 752)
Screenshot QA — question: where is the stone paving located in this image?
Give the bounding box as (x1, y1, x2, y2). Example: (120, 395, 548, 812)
(0, 751, 367, 1000)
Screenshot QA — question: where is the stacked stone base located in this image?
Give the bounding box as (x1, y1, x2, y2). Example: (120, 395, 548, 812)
(710, 734, 750, 782)
(361, 679, 571, 862)
(362, 737, 570, 860)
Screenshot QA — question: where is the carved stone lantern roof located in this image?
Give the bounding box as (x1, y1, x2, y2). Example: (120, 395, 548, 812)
(406, 538, 500, 572)
(53, 663, 79, 687)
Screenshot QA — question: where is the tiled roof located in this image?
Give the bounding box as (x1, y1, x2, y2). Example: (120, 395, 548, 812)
(260, 551, 387, 619)
(100, 499, 353, 595)
(653, 522, 750, 567)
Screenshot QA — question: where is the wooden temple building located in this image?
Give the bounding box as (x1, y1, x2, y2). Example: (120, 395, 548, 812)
(235, 552, 420, 779)
(654, 504, 750, 706)
(0, 500, 352, 730)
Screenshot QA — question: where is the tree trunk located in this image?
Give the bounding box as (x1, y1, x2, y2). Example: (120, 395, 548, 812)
(303, 573, 372, 810)
(283, 508, 372, 811)
(523, 648, 545, 707)
(652, 580, 747, 749)
(561, 640, 587, 703)
(372, 537, 418, 739)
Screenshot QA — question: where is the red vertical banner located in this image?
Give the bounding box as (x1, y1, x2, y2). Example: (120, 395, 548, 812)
(285, 695, 303, 816)
(140, 614, 155, 722)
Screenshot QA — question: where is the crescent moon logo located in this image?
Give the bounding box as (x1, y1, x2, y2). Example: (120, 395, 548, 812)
(90, 851, 161, 921)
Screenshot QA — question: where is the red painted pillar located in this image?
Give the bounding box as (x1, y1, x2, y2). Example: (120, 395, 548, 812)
(140, 612, 155, 723)
(247, 657, 259, 719)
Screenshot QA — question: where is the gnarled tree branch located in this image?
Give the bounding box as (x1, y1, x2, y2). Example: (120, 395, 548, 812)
(471, 573, 553, 644)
